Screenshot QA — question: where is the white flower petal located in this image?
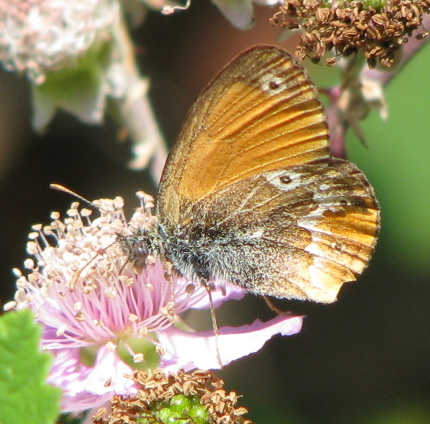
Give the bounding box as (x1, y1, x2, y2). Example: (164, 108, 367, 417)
(49, 346, 136, 412)
(158, 314, 303, 372)
(211, 0, 255, 29)
(187, 281, 247, 310)
(211, 0, 283, 29)
(253, 0, 283, 5)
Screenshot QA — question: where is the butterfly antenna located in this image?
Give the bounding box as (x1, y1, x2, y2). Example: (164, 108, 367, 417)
(204, 282, 223, 368)
(69, 240, 118, 291)
(50, 185, 123, 290)
(50, 184, 94, 207)
(69, 254, 98, 291)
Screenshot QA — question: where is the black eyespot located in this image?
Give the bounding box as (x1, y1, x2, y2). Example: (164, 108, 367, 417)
(269, 80, 281, 90)
(280, 175, 291, 184)
(333, 242, 342, 251)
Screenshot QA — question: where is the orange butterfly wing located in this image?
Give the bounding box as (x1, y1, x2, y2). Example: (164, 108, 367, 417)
(156, 45, 380, 303)
(158, 45, 330, 224)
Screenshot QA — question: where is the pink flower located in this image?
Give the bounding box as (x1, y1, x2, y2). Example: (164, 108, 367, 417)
(7, 192, 303, 412)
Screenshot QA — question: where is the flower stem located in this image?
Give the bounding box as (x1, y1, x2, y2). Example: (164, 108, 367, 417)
(109, 13, 167, 181)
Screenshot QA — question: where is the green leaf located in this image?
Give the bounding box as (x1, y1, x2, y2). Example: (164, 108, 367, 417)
(0, 309, 61, 424)
(31, 41, 112, 131)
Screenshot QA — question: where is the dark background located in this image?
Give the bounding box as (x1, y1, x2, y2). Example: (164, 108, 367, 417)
(1, 2, 430, 423)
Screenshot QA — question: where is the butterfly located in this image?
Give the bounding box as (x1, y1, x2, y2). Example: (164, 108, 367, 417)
(120, 45, 380, 304)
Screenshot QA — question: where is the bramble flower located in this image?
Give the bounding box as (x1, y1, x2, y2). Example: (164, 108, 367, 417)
(0, 0, 118, 84)
(0, 0, 120, 127)
(272, 0, 430, 67)
(5, 192, 303, 412)
(0, 0, 166, 172)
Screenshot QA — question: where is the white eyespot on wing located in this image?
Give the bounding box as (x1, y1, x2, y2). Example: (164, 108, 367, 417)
(264, 169, 303, 192)
(260, 75, 285, 94)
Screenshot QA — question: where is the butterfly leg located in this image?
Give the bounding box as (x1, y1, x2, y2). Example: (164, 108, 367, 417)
(202, 281, 223, 368)
(263, 296, 293, 316)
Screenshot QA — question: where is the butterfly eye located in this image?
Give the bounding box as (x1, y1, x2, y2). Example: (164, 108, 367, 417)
(118, 228, 161, 268)
(135, 239, 150, 256)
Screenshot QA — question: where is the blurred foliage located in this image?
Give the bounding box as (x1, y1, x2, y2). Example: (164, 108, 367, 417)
(348, 43, 430, 274)
(356, 403, 430, 424)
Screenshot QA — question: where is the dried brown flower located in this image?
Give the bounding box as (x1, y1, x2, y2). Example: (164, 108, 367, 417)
(93, 369, 253, 424)
(272, 0, 430, 67)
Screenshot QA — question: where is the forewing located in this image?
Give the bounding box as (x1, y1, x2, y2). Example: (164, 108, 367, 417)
(158, 45, 330, 225)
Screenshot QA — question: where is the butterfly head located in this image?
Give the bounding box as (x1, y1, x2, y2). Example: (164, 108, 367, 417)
(117, 223, 163, 270)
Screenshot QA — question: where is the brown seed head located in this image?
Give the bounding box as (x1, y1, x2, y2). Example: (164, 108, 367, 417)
(93, 369, 253, 424)
(272, 0, 430, 67)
